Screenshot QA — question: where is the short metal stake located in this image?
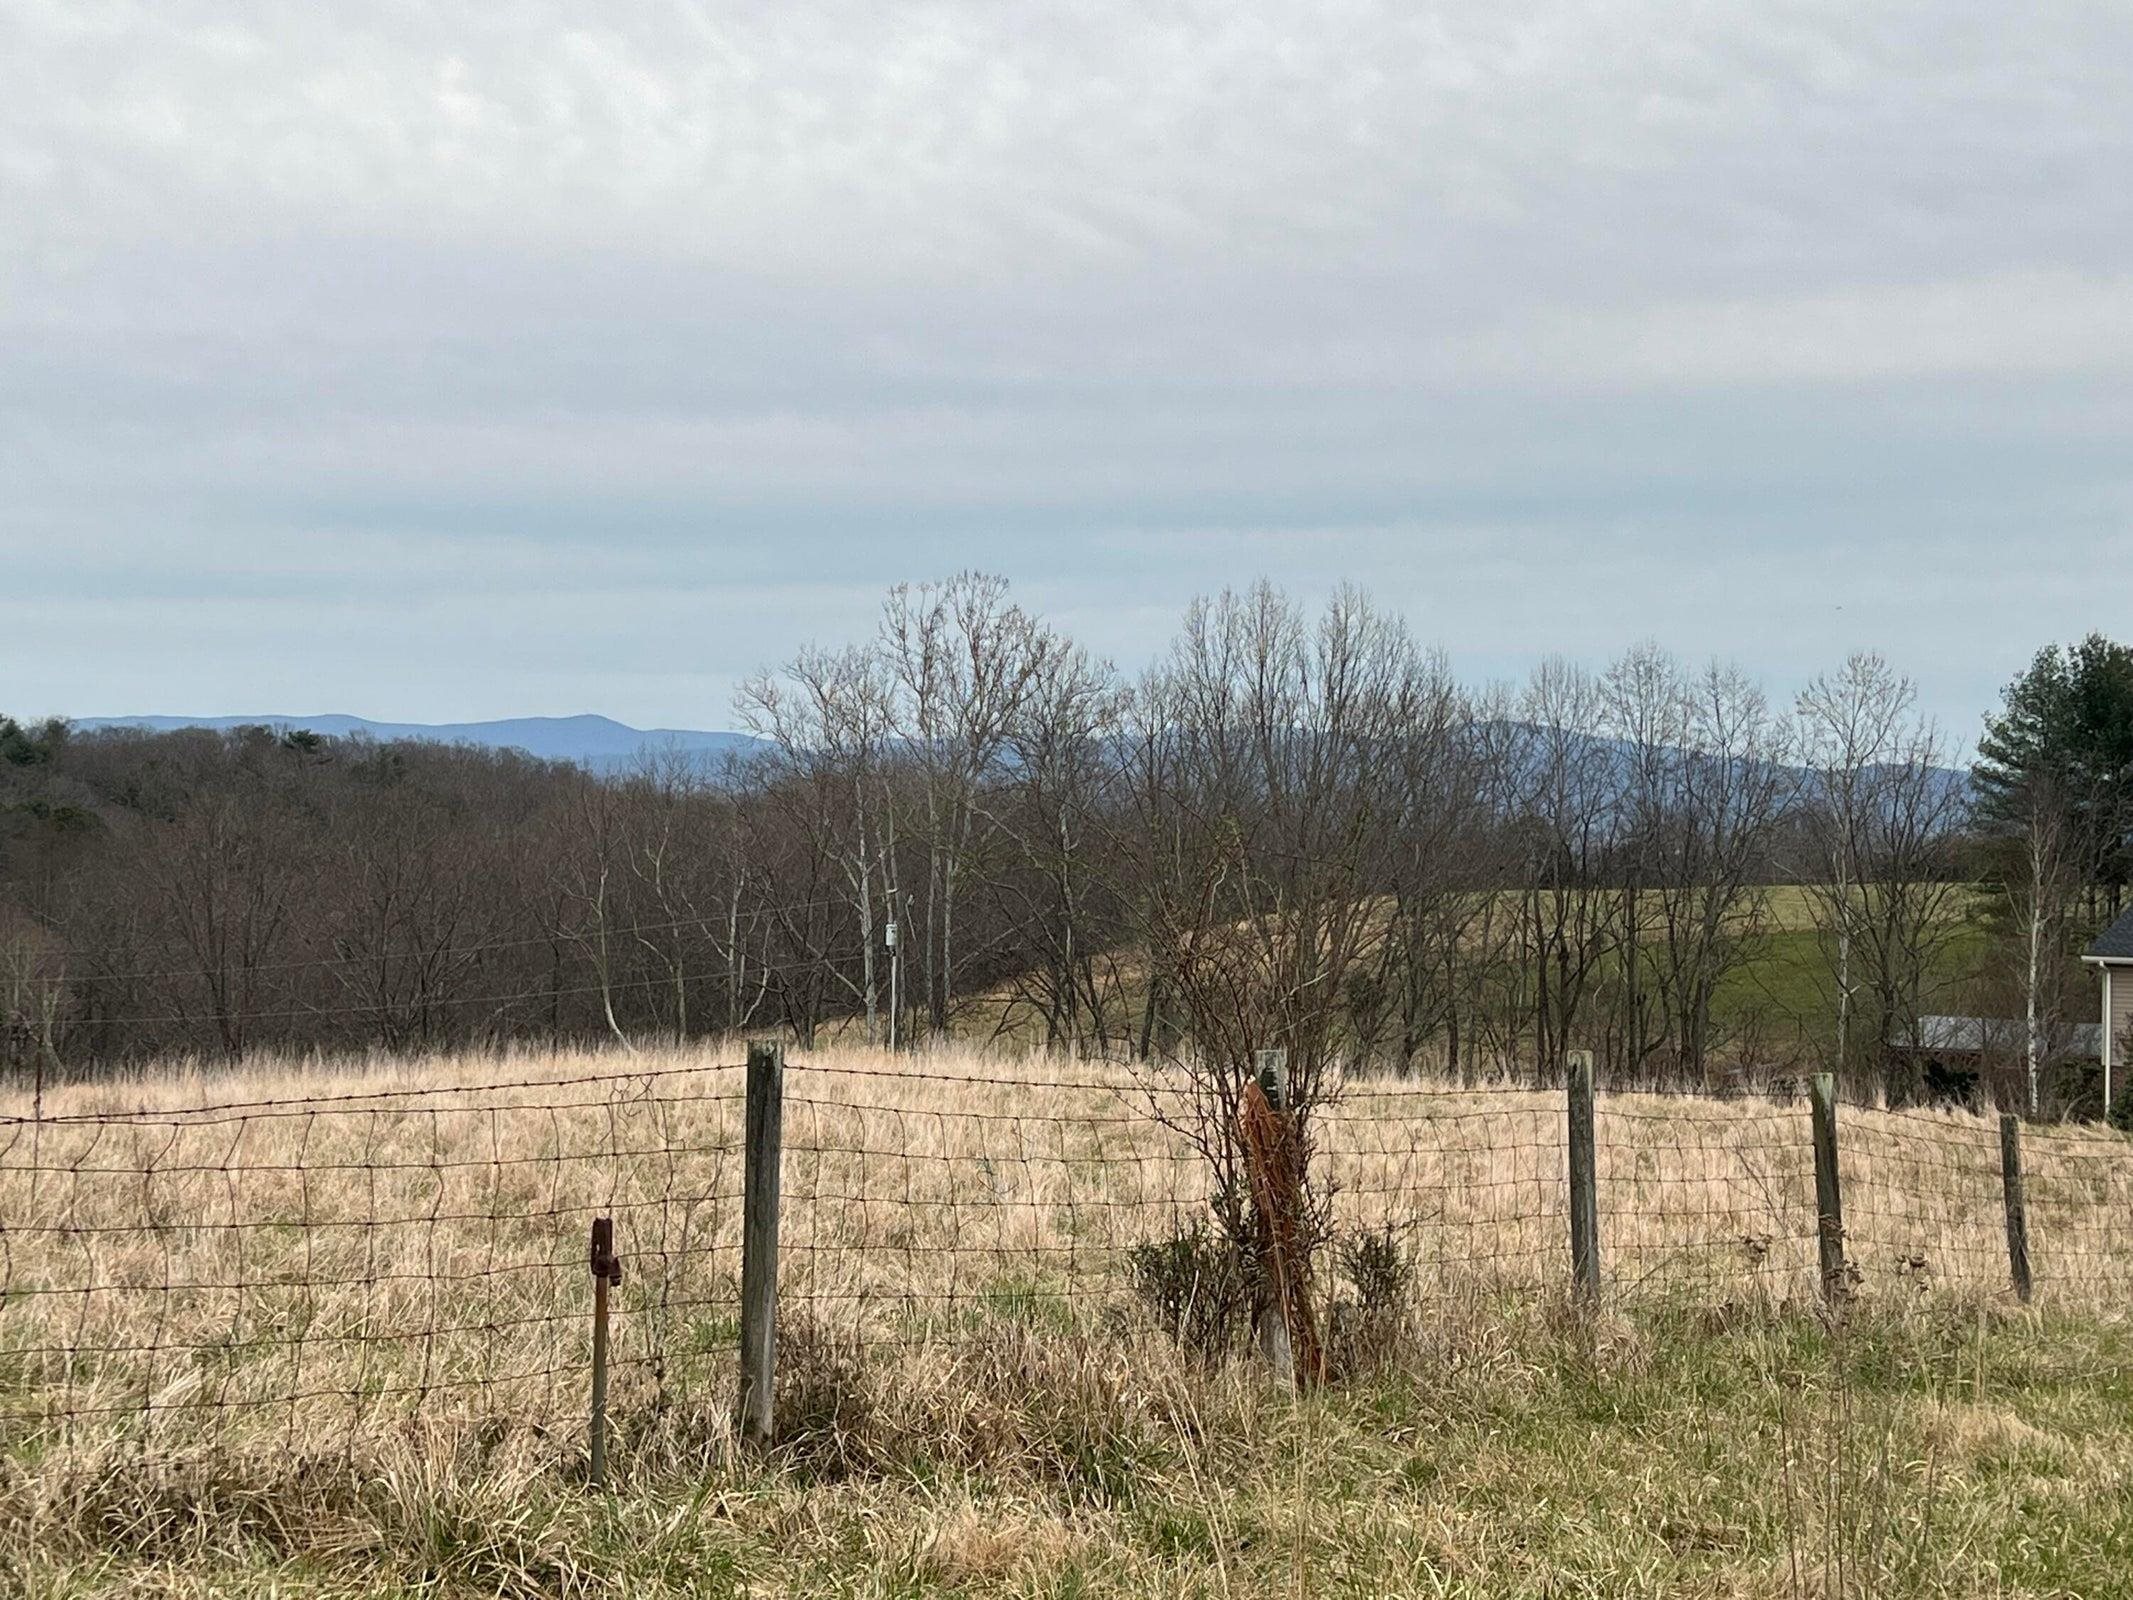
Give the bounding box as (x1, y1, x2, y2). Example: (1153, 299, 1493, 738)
(588, 1216, 622, 1487)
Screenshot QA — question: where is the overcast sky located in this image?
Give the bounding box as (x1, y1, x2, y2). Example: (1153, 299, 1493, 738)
(5, 1, 2129, 742)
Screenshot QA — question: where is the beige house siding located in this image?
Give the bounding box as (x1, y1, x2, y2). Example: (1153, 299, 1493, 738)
(2113, 965, 2133, 1064)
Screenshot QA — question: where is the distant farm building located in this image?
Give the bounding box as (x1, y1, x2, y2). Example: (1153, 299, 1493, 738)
(2083, 905, 2133, 1109)
(1885, 1015, 2102, 1108)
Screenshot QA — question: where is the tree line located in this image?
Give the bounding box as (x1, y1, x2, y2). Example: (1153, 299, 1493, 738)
(4, 579, 2126, 1110)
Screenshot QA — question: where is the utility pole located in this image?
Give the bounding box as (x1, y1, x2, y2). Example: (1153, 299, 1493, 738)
(885, 895, 900, 1052)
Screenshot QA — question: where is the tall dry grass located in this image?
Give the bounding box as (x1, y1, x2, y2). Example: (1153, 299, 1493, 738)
(2, 1038, 2129, 1536)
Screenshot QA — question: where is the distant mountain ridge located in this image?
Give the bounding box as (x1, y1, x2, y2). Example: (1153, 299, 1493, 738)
(74, 713, 765, 774)
(71, 714, 1970, 808)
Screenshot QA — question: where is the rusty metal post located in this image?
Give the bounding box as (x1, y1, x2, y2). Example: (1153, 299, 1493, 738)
(588, 1216, 622, 1487)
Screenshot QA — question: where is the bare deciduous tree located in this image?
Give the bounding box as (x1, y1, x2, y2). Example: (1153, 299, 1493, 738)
(1122, 585, 1452, 1373)
(1796, 654, 1967, 1089)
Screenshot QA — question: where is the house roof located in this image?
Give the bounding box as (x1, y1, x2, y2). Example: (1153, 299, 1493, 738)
(2087, 905, 2133, 961)
(1893, 1015, 2103, 1059)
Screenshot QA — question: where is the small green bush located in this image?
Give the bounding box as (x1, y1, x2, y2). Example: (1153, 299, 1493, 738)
(1125, 1222, 1250, 1363)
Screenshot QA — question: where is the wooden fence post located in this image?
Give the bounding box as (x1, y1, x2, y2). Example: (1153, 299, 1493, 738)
(1810, 1072, 1848, 1306)
(739, 1039, 784, 1446)
(2000, 1112, 2033, 1304)
(1566, 1050, 1600, 1305)
(587, 1216, 621, 1487)
(1250, 1048, 1296, 1384)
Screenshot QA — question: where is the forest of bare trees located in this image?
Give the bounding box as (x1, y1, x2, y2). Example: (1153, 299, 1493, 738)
(0, 575, 2068, 1102)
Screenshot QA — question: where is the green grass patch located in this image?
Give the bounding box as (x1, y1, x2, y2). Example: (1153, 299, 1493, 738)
(11, 1305, 2132, 1597)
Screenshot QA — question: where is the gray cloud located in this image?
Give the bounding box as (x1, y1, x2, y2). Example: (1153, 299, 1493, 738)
(3, 1, 2130, 739)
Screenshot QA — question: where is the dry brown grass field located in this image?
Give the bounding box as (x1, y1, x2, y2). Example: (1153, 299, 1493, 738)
(5, 1042, 2133, 1598)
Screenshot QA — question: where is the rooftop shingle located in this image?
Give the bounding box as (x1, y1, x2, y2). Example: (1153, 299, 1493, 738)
(2088, 905, 2133, 961)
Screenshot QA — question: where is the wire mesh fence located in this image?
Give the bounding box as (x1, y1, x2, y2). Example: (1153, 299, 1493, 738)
(3, 1050, 2131, 1477)
(0, 1063, 747, 1458)
(2021, 1118, 2133, 1302)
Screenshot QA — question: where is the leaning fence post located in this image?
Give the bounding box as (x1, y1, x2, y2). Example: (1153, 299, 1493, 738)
(739, 1039, 785, 1446)
(587, 1216, 622, 1487)
(1810, 1072, 1848, 1306)
(1566, 1049, 1600, 1305)
(1250, 1049, 1296, 1385)
(2000, 1112, 2033, 1304)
